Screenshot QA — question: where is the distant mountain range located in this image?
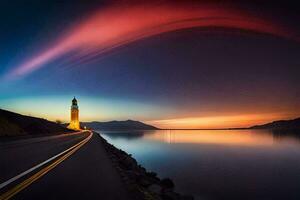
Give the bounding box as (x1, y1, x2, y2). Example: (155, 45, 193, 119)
(0, 109, 71, 137)
(250, 117, 300, 131)
(82, 120, 159, 131)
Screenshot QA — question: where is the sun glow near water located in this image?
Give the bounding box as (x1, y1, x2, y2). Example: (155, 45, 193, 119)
(146, 113, 293, 129)
(143, 129, 275, 146)
(0, 94, 295, 128)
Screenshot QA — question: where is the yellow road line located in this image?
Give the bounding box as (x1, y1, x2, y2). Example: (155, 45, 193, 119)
(0, 131, 93, 200)
(0, 131, 88, 190)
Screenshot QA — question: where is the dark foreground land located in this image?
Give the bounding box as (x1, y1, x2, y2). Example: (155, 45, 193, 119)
(0, 131, 132, 199)
(0, 131, 192, 200)
(0, 109, 71, 137)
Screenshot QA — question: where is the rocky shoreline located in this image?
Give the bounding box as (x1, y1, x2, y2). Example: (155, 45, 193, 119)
(95, 133, 194, 200)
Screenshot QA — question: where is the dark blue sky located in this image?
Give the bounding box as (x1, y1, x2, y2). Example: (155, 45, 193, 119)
(0, 0, 299, 128)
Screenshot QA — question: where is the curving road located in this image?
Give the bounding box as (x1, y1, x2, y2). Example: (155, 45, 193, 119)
(0, 131, 132, 200)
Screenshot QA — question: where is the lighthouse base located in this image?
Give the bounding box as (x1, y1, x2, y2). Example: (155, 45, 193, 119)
(68, 121, 80, 130)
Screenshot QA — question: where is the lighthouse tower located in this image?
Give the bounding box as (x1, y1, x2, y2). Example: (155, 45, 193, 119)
(68, 97, 80, 130)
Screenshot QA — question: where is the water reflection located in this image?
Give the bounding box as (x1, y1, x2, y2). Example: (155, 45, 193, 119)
(143, 130, 275, 146)
(101, 129, 300, 146)
(100, 130, 148, 139)
(98, 129, 300, 200)
(271, 129, 300, 143)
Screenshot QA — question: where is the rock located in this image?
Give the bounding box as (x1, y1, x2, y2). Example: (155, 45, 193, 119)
(161, 178, 175, 189)
(138, 176, 153, 187)
(99, 134, 194, 199)
(161, 191, 180, 200)
(121, 157, 138, 170)
(147, 171, 157, 178)
(126, 170, 139, 181)
(148, 184, 162, 194)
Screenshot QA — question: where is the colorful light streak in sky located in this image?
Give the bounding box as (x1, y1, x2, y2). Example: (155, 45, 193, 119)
(1, 1, 299, 129)
(4, 2, 297, 80)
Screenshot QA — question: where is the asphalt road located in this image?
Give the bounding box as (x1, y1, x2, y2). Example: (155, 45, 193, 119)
(0, 131, 132, 200)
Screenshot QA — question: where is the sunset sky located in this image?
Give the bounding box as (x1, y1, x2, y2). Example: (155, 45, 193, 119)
(0, 1, 299, 129)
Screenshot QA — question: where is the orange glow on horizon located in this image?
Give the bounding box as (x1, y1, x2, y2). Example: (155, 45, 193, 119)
(146, 113, 297, 129)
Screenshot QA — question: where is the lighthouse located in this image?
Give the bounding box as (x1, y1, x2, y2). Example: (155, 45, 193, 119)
(68, 97, 80, 130)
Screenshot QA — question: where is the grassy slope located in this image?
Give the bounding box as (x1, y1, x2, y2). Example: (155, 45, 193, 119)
(0, 109, 72, 137)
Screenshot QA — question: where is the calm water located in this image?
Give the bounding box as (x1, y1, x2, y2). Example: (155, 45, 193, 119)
(98, 130, 300, 200)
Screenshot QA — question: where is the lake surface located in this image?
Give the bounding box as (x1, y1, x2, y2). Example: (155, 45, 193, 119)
(98, 130, 300, 200)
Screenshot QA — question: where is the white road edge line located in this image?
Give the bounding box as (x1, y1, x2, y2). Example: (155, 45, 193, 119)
(0, 131, 91, 190)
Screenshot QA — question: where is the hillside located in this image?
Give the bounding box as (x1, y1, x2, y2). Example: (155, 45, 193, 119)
(250, 117, 300, 131)
(82, 120, 159, 131)
(0, 109, 72, 137)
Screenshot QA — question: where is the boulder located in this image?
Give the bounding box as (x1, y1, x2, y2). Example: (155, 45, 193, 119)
(161, 191, 180, 200)
(148, 184, 162, 194)
(138, 176, 155, 187)
(161, 178, 175, 189)
(121, 157, 138, 170)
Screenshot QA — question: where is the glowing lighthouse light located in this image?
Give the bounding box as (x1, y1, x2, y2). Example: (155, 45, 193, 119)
(68, 97, 80, 130)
